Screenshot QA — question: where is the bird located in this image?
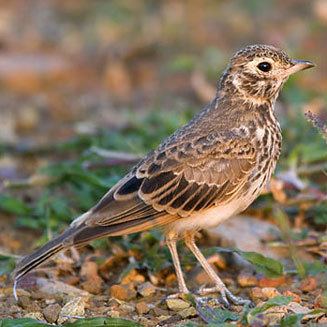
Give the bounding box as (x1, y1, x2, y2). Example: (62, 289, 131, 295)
(13, 44, 314, 306)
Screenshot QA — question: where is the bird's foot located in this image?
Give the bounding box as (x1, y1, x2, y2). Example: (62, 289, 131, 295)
(197, 285, 252, 307)
(167, 286, 191, 300)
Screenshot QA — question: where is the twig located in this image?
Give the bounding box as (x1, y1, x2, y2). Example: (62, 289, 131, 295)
(297, 162, 327, 175)
(83, 146, 142, 169)
(0, 249, 21, 259)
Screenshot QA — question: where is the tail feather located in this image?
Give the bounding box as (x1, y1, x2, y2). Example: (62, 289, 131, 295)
(13, 213, 174, 285)
(13, 226, 78, 282)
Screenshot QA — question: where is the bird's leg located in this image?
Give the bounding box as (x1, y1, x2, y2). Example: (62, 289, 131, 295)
(184, 232, 250, 306)
(165, 231, 190, 297)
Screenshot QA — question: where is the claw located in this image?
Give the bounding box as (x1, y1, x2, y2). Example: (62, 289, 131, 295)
(13, 279, 18, 301)
(220, 289, 231, 308)
(197, 285, 251, 307)
(225, 288, 253, 306)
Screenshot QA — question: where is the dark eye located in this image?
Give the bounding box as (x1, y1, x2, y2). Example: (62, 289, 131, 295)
(257, 62, 272, 72)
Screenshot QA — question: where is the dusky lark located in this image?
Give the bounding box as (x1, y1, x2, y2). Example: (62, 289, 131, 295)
(13, 44, 314, 305)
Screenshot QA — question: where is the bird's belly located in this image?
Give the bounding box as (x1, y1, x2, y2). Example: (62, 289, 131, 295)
(167, 191, 257, 235)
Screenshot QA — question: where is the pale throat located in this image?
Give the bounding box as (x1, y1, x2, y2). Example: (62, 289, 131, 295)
(231, 74, 284, 107)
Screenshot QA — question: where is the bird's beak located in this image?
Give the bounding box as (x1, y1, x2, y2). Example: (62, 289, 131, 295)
(286, 59, 315, 75)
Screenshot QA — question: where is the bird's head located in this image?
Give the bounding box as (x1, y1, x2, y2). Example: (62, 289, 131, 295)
(220, 44, 314, 102)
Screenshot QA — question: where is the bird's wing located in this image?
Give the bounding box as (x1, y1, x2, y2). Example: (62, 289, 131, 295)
(88, 130, 257, 226)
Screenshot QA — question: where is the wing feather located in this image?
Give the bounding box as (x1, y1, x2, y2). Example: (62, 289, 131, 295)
(86, 130, 257, 227)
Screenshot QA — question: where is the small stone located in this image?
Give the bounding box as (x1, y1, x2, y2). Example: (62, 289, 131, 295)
(149, 273, 159, 286)
(166, 298, 190, 311)
(136, 301, 150, 315)
(258, 276, 287, 288)
(139, 317, 156, 326)
(261, 287, 281, 299)
(58, 296, 87, 324)
(110, 284, 137, 301)
(237, 272, 258, 287)
(152, 306, 170, 316)
(80, 261, 103, 294)
(282, 290, 301, 303)
(207, 253, 226, 269)
(23, 312, 45, 321)
(157, 315, 171, 322)
(121, 269, 145, 285)
(178, 306, 197, 318)
(18, 296, 41, 312)
(42, 303, 61, 323)
(249, 287, 265, 301)
(36, 277, 89, 298)
(165, 273, 177, 286)
(137, 282, 156, 297)
(120, 303, 135, 314)
(81, 277, 103, 295)
(300, 276, 317, 292)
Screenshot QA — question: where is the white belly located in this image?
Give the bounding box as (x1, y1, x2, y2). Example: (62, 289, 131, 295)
(166, 179, 264, 235)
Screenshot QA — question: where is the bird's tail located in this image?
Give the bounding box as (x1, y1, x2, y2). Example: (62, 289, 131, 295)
(13, 212, 174, 298)
(13, 225, 79, 285)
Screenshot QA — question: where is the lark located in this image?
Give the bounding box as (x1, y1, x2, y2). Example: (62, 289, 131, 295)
(13, 45, 314, 305)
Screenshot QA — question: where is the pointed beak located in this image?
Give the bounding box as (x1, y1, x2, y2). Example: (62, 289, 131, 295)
(286, 59, 315, 75)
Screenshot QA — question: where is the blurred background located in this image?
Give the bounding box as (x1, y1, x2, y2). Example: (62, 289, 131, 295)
(0, 0, 326, 148)
(0, 0, 326, 322)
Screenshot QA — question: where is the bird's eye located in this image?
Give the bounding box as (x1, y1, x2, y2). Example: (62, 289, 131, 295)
(257, 62, 272, 72)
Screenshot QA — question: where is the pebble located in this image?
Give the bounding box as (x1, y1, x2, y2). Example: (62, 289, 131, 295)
(23, 312, 45, 321)
(207, 253, 226, 269)
(36, 277, 89, 299)
(80, 261, 103, 294)
(42, 303, 61, 323)
(110, 283, 137, 301)
(165, 273, 177, 286)
(121, 269, 145, 285)
(120, 303, 135, 314)
(261, 287, 281, 299)
(166, 298, 190, 311)
(149, 273, 159, 286)
(237, 272, 258, 287)
(152, 307, 169, 316)
(57, 296, 86, 324)
(136, 301, 150, 315)
(249, 287, 265, 301)
(18, 296, 41, 312)
(81, 278, 103, 295)
(178, 306, 197, 318)
(137, 282, 156, 297)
